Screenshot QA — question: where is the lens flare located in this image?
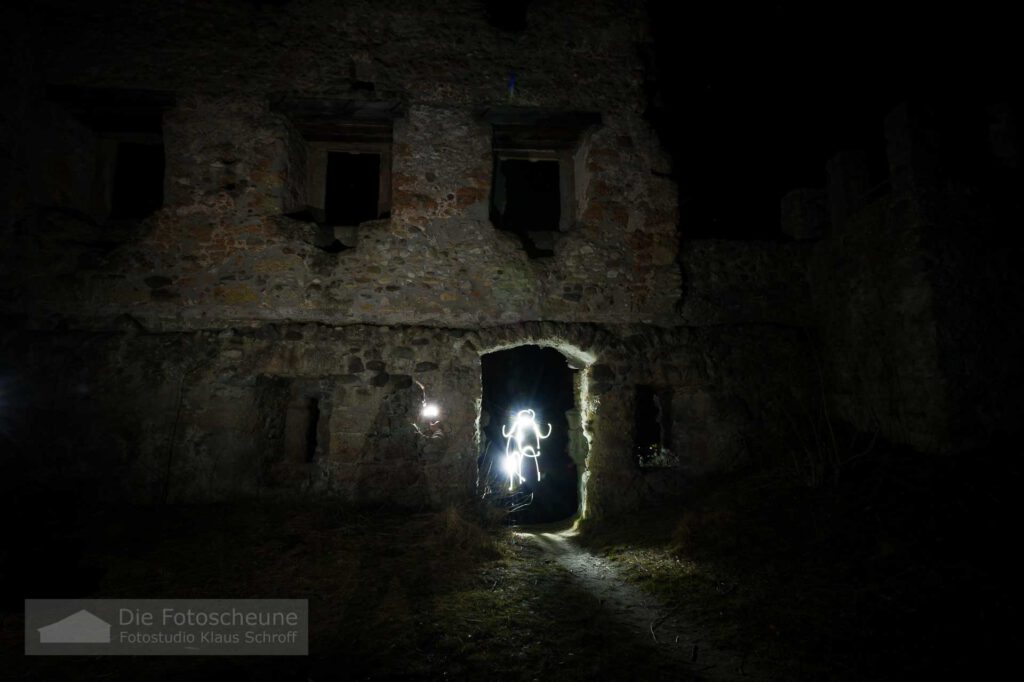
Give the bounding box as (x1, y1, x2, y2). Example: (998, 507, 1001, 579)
(501, 454, 518, 477)
(501, 409, 552, 491)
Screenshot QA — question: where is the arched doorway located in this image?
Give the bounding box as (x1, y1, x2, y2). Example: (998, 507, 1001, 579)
(478, 345, 584, 524)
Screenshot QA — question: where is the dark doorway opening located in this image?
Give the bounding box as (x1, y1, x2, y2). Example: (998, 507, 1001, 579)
(480, 345, 577, 524)
(324, 152, 380, 225)
(491, 158, 561, 257)
(110, 142, 164, 220)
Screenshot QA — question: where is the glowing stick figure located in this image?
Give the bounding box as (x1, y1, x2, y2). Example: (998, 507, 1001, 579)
(501, 409, 552, 491)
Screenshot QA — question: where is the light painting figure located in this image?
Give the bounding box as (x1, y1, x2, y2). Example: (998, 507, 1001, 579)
(501, 409, 552, 491)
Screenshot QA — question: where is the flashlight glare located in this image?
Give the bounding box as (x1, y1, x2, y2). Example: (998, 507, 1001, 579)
(421, 403, 440, 419)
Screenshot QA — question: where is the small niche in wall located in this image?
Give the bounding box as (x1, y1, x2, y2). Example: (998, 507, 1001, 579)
(304, 397, 320, 463)
(633, 385, 677, 468)
(284, 391, 324, 465)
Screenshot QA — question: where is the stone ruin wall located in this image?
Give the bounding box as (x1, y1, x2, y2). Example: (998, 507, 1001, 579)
(4, 319, 813, 519)
(803, 101, 1022, 456)
(15, 1, 974, 518)
(3, 0, 680, 329)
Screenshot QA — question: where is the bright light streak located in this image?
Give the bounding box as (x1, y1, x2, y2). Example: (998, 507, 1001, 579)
(501, 409, 552, 491)
(501, 454, 518, 478)
(421, 402, 440, 420)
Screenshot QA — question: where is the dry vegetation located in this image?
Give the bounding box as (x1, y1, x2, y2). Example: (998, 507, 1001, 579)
(578, 443, 1017, 679)
(2, 439, 1015, 680)
(2, 500, 671, 681)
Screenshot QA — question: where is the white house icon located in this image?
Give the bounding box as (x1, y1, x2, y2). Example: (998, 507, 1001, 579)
(38, 609, 111, 644)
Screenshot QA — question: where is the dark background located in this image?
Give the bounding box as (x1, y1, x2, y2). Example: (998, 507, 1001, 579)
(644, 0, 1014, 238)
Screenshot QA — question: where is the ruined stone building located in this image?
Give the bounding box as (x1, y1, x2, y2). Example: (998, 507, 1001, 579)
(1, 1, 1019, 520)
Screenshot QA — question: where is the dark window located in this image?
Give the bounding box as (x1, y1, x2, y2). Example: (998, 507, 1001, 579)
(491, 157, 563, 257)
(485, 109, 598, 257)
(44, 86, 173, 223)
(484, 0, 531, 31)
(272, 105, 395, 233)
(324, 152, 381, 226)
(492, 158, 561, 232)
(109, 141, 164, 220)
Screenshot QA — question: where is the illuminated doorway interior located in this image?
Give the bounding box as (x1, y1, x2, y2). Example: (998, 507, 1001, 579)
(479, 345, 578, 523)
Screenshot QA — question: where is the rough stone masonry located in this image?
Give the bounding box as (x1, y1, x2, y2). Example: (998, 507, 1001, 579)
(2, 1, 1016, 518)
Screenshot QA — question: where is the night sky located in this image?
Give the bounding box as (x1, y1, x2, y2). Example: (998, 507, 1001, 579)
(646, 0, 1014, 238)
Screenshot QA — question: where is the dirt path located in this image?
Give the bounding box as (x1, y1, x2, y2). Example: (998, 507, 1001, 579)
(522, 526, 756, 681)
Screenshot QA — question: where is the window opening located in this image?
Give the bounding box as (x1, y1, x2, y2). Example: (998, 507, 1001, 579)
(109, 141, 164, 220)
(492, 157, 561, 241)
(324, 151, 381, 226)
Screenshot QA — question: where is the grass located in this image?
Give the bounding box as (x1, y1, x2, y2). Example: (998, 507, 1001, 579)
(3, 440, 1015, 680)
(578, 444, 1019, 680)
(1, 499, 672, 681)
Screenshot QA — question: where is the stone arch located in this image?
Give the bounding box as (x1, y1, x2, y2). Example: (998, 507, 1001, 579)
(466, 322, 610, 520)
